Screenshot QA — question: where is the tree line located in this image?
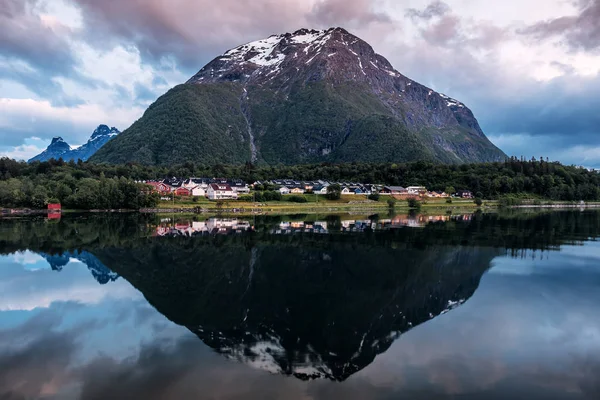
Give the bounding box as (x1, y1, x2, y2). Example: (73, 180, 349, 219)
(1, 156, 599, 209)
(0, 158, 159, 209)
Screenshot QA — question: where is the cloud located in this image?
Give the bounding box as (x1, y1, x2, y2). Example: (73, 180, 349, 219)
(405, 1, 451, 21)
(522, 0, 600, 52)
(71, 0, 316, 71)
(0, 0, 76, 78)
(308, 0, 392, 27)
(0, 255, 141, 311)
(0, 98, 141, 147)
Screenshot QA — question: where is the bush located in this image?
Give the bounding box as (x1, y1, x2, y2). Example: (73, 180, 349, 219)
(238, 195, 254, 202)
(287, 195, 308, 203)
(387, 198, 397, 208)
(326, 184, 342, 200)
(446, 198, 452, 204)
(368, 193, 380, 201)
(474, 198, 483, 207)
(407, 198, 421, 209)
(263, 190, 282, 201)
(498, 196, 523, 207)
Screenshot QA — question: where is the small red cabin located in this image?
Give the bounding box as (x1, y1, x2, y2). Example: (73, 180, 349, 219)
(47, 203, 61, 211)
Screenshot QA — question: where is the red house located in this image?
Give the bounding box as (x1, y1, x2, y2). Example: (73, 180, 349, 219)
(47, 203, 61, 211)
(174, 187, 191, 196)
(147, 181, 171, 195)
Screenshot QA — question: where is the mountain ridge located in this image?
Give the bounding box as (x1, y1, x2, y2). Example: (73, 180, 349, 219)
(91, 27, 505, 166)
(28, 125, 120, 163)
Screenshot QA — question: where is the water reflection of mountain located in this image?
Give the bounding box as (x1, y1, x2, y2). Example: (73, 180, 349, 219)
(39, 250, 118, 284)
(95, 236, 499, 381)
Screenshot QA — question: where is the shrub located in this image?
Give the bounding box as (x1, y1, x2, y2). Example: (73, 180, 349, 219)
(474, 198, 483, 207)
(407, 198, 421, 209)
(387, 198, 397, 208)
(239, 195, 254, 202)
(368, 193, 380, 201)
(326, 184, 342, 200)
(446, 198, 453, 204)
(288, 195, 308, 203)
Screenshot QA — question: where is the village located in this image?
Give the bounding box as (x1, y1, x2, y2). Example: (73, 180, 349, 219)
(144, 177, 475, 200)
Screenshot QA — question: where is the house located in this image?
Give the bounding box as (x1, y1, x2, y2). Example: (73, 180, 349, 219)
(427, 191, 448, 198)
(289, 187, 305, 194)
(456, 190, 474, 199)
(185, 178, 210, 190)
(341, 186, 351, 195)
(349, 186, 369, 195)
(191, 186, 206, 197)
(312, 185, 329, 195)
(279, 186, 291, 195)
(174, 187, 192, 196)
(381, 186, 408, 195)
(207, 183, 238, 200)
(228, 180, 250, 194)
(147, 181, 172, 195)
(407, 186, 427, 196)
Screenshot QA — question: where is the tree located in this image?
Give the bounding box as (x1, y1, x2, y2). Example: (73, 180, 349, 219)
(387, 198, 397, 208)
(407, 198, 421, 209)
(326, 184, 342, 200)
(368, 193, 380, 201)
(474, 198, 483, 207)
(445, 186, 455, 196)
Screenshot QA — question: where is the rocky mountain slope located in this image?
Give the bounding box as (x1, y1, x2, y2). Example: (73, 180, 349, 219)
(91, 27, 505, 165)
(28, 125, 120, 163)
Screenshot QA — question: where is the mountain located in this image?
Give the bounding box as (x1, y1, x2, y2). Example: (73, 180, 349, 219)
(91, 27, 506, 166)
(39, 250, 119, 284)
(28, 137, 71, 163)
(28, 125, 120, 163)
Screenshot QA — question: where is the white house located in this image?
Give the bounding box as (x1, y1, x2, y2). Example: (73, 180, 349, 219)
(191, 186, 206, 197)
(230, 182, 250, 194)
(407, 186, 427, 195)
(279, 186, 291, 195)
(313, 185, 329, 195)
(207, 183, 238, 200)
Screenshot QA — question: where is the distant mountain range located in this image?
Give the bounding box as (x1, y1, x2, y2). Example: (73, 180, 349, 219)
(28, 125, 120, 163)
(40, 250, 119, 285)
(91, 27, 505, 166)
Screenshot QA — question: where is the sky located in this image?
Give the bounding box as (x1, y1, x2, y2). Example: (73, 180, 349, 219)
(0, 0, 599, 166)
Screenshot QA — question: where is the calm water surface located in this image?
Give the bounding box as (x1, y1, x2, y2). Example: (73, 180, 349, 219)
(1, 211, 600, 399)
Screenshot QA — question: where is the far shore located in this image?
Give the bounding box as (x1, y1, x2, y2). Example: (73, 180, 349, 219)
(5, 199, 600, 217)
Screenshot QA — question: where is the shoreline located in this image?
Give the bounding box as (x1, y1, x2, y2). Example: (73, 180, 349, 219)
(4, 201, 600, 217)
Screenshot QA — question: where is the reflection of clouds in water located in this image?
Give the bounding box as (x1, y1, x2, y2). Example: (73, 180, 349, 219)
(352, 247, 600, 399)
(0, 255, 141, 311)
(10, 250, 47, 268)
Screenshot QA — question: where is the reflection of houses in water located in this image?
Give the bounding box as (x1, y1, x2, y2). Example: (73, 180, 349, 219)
(272, 221, 329, 234)
(154, 218, 253, 236)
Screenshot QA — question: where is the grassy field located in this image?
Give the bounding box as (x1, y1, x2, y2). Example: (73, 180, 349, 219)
(156, 194, 493, 214)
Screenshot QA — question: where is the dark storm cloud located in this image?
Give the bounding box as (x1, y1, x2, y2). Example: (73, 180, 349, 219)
(522, 0, 600, 51)
(0, 0, 104, 104)
(71, 0, 314, 73)
(0, 0, 75, 77)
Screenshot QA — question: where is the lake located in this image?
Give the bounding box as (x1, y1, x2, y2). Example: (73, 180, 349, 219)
(1, 211, 600, 399)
